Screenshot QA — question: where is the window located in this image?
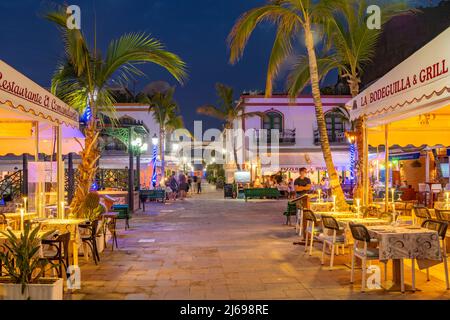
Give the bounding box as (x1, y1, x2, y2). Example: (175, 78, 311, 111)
(263, 111, 283, 131)
(325, 111, 347, 142)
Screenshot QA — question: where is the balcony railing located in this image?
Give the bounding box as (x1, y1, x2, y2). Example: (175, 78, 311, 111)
(255, 129, 296, 144)
(313, 129, 347, 145)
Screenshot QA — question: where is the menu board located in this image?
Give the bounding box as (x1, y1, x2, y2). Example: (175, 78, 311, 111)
(234, 171, 251, 183)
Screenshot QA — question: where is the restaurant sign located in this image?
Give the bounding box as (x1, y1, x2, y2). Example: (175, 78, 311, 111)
(355, 59, 448, 110)
(348, 27, 450, 124)
(389, 152, 421, 161)
(0, 60, 79, 127)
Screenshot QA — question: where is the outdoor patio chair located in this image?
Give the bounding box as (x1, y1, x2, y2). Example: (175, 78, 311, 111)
(303, 210, 321, 256)
(104, 215, 119, 251)
(349, 223, 389, 292)
(40, 232, 71, 278)
(320, 215, 346, 269)
(0, 213, 7, 231)
(435, 209, 450, 222)
(418, 183, 431, 207)
(411, 220, 449, 291)
(283, 202, 297, 226)
(413, 206, 432, 224)
(79, 219, 101, 265)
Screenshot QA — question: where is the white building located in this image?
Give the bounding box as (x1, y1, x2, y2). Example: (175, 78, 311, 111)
(229, 94, 353, 184)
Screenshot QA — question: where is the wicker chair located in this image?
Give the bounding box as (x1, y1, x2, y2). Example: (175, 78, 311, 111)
(303, 210, 321, 256)
(411, 220, 449, 291)
(349, 223, 389, 292)
(320, 215, 346, 269)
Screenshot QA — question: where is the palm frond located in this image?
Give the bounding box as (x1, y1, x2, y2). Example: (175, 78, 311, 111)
(100, 33, 187, 87)
(196, 105, 227, 120)
(228, 4, 300, 64)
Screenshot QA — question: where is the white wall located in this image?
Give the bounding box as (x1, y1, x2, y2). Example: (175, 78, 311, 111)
(240, 95, 351, 148)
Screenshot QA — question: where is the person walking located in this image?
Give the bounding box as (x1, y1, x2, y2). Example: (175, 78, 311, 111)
(179, 172, 188, 200)
(168, 172, 179, 201)
(195, 175, 202, 194)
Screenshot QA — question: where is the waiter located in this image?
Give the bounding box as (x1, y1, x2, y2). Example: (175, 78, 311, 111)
(294, 167, 312, 243)
(294, 167, 312, 197)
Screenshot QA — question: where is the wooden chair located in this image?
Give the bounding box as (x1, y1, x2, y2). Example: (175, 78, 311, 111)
(40, 232, 71, 278)
(320, 215, 346, 269)
(349, 223, 388, 292)
(411, 220, 449, 291)
(79, 219, 101, 265)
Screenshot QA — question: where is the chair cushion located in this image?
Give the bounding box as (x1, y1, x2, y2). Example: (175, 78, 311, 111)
(318, 233, 345, 243)
(355, 247, 379, 258)
(306, 225, 322, 234)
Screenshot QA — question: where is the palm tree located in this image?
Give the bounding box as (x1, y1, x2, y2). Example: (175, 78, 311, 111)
(138, 87, 184, 183)
(197, 83, 263, 171)
(285, 0, 410, 201)
(228, 0, 350, 209)
(46, 6, 186, 215)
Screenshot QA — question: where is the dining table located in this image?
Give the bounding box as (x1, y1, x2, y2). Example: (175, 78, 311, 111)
(310, 202, 334, 212)
(366, 224, 441, 291)
(3, 211, 38, 229)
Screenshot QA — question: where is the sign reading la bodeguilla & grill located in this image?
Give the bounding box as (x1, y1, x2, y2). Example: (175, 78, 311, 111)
(0, 60, 79, 125)
(356, 59, 448, 110)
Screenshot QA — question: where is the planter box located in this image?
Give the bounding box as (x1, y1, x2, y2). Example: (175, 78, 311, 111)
(0, 278, 63, 300)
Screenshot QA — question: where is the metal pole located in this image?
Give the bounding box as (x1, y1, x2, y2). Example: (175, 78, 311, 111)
(22, 154, 28, 197)
(364, 122, 369, 206)
(128, 127, 134, 213)
(384, 124, 389, 213)
(68, 153, 74, 205)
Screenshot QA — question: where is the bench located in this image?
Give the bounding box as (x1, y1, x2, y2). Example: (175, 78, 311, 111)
(243, 188, 281, 202)
(139, 190, 166, 210)
(111, 204, 130, 230)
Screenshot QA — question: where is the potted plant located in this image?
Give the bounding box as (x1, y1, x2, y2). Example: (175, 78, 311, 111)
(0, 224, 63, 300)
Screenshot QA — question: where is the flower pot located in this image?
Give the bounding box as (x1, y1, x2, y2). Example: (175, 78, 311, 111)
(0, 278, 63, 300)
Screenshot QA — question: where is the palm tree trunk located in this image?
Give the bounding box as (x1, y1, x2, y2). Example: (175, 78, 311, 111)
(70, 116, 100, 216)
(304, 21, 348, 210)
(349, 77, 372, 203)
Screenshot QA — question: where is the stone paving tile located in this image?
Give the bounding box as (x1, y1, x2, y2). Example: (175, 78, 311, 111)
(69, 185, 450, 300)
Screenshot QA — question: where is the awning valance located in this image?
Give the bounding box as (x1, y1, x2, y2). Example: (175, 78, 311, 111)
(0, 60, 79, 128)
(347, 27, 450, 128)
(0, 60, 83, 155)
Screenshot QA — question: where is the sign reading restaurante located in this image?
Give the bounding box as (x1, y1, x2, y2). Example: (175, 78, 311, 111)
(0, 60, 79, 126)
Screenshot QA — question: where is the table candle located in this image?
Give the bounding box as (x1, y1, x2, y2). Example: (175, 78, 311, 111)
(20, 208, 24, 232)
(61, 201, 65, 220)
(355, 198, 361, 217)
(332, 195, 337, 212)
(317, 189, 321, 203)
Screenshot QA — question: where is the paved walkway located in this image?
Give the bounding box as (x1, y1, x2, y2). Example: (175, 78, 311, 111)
(68, 184, 450, 300)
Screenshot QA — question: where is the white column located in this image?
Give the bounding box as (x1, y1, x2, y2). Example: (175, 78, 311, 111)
(425, 149, 430, 182)
(56, 125, 65, 219)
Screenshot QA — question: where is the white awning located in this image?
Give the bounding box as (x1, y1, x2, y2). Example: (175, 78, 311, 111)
(0, 60, 84, 155)
(347, 27, 450, 128)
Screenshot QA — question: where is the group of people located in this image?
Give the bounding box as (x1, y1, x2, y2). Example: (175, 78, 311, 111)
(166, 172, 202, 201)
(252, 168, 314, 199)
